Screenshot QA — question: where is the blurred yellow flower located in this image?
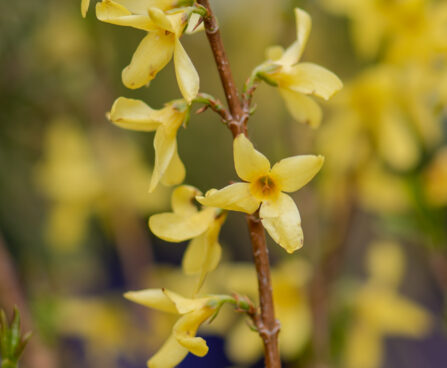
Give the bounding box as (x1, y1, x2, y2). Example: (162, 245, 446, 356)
(322, 66, 422, 172)
(149, 185, 227, 290)
(356, 161, 410, 214)
(345, 241, 432, 368)
(108, 97, 188, 192)
(321, 0, 428, 60)
(258, 8, 342, 128)
(95, 0, 199, 102)
(220, 259, 312, 363)
(57, 297, 146, 367)
(35, 118, 170, 250)
(198, 134, 324, 253)
(125, 288, 229, 368)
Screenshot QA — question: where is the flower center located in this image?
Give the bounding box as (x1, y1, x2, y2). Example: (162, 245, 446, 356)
(250, 175, 279, 200)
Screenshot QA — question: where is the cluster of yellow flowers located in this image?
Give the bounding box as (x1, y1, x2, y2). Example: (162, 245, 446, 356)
(81, 1, 343, 367)
(36, 118, 170, 251)
(318, 0, 447, 212)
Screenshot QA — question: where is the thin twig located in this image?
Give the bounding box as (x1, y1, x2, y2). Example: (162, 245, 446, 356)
(196, 1, 282, 366)
(194, 93, 231, 122)
(308, 193, 356, 368)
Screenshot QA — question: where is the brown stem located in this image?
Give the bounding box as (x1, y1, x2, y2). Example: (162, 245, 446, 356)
(197, 0, 247, 138)
(0, 232, 58, 368)
(196, 1, 281, 366)
(247, 212, 281, 368)
(308, 192, 356, 368)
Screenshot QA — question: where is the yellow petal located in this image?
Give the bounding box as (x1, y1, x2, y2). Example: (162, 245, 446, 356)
(378, 110, 419, 171)
(226, 319, 262, 364)
(351, 15, 385, 59)
(148, 333, 189, 368)
(163, 289, 209, 314)
(149, 208, 215, 242)
(279, 303, 312, 359)
(149, 127, 176, 192)
(367, 241, 404, 288)
(124, 289, 177, 313)
(160, 145, 185, 187)
(182, 213, 226, 290)
(271, 154, 324, 192)
(114, 0, 177, 14)
(174, 39, 200, 103)
(360, 288, 431, 337)
(148, 7, 175, 32)
(233, 134, 270, 182)
(81, 0, 90, 18)
(171, 185, 201, 216)
(173, 308, 214, 356)
(96, 0, 155, 31)
(345, 323, 382, 368)
(260, 193, 303, 253)
(279, 88, 322, 128)
(197, 183, 261, 214)
(265, 45, 284, 61)
(278, 8, 312, 66)
(108, 97, 161, 131)
(280, 62, 343, 100)
(122, 31, 175, 89)
(185, 13, 204, 34)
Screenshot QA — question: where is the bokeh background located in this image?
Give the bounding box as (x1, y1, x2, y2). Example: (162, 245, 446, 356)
(1, 0, 447, 367)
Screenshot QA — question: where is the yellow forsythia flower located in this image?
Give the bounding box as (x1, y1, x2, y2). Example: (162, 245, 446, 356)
(95, 0, 199, 102)
(197, 134, 324, 253)
(124, 288, 228, 368)
(345, 241, 432, 368)
(108, 97, 188, 192)
(149, 185, 227, 290)
(258, 8, 342, 128)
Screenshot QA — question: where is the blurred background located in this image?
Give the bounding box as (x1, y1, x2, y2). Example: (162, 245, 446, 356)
(1, 0, 446, 367)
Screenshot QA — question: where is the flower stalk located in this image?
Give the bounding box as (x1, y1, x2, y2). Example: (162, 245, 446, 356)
(196, 1, 281, 366)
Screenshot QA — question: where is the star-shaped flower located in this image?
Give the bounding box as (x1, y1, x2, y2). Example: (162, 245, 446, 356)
(149, 185, 227, 290)
(197, 134, 324, 253)
(257, 8, 342, 128)
(95, 0, 199, 102)
(108, 97, 188, 192)
(125, 288, 230, 368)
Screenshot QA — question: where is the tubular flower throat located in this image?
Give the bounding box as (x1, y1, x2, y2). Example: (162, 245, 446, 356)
(197, 134, 324, 253)
(94, 0, 200, 102)
(149, 185, 227, 291)
(257, 8, 343, 128)
(108, 97, 189, 192)
(124, 288, 230, 368)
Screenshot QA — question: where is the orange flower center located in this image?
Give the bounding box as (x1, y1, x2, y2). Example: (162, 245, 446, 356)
(250, 175, 280, 201)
